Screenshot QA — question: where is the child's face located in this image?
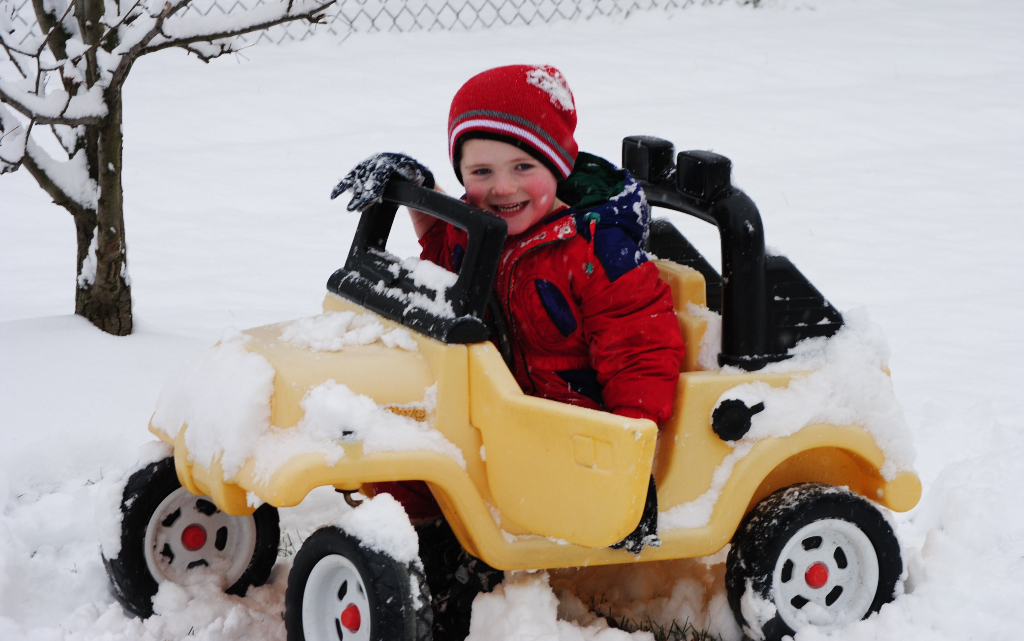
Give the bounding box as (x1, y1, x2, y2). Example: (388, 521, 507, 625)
(460, 138, 559, 236)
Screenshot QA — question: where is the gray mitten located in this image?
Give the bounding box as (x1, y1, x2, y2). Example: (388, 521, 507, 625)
(331, 152, 435, 211)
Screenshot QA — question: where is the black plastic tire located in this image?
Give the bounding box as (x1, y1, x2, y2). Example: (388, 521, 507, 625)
(726, 484, 902, 641)
(415, 518, 503, 641)
(103, 456, 280, 618)
(285, 526, 432, 641)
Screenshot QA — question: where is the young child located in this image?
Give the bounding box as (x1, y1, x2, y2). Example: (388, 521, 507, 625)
(334, 64, 686, 641)
(336, 65, 685, 426)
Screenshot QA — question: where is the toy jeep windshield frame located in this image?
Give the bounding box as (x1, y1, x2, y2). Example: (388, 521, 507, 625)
(326, 181, 508, 344)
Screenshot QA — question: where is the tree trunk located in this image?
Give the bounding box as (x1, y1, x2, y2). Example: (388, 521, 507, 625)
(75, 93, 133, 336)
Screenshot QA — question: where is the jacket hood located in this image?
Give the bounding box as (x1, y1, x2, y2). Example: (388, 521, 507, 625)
(558, 152, 651, 281)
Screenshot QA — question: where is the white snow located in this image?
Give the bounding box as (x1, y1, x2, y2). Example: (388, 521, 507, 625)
(262, 379, 465, 474)
(155, 1, 330, 45)
(468, 571, 642, 641)
(371, 256, 458, 318)
(280, 310, 418, 352)
(526, 66, 576, 112)
(76, 232, 98, 288)
(151, 327, 276, 478)
(25, 139, 99, 210)
(2, 0, 1023, 639)
(335, 493, 420, 564)
(402, 255, 459, 292)
(739, 580, 777, 641)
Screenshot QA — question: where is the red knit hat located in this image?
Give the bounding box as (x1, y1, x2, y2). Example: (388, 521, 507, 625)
(449, 65, 578, 183)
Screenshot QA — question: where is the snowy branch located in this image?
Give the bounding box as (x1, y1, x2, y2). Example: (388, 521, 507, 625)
(0, 102, 27, 173)
(21, 137, 97, 215)
(31, 0, 77, 59)
(66, 0, 142, 68)
(0, 79, 106, 125)
(139, 0, 336, 61)
(2, 0, 335, 215)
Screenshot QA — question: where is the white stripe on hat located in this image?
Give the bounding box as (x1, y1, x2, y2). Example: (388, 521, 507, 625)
(449, 118, 572, 178)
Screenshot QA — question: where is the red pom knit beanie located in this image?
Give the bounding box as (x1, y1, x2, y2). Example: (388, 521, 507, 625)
(449, 65, 578, 183)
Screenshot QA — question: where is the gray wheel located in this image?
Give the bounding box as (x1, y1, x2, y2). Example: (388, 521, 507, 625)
(302, 553, 373, 641)
(103, 457, 280, 617)
(726, 484, 902, 640)
(143, 486, 259, 587)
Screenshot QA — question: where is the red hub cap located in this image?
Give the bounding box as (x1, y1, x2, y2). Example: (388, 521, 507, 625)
(181, 524, 207, 551)
(805, 561, 829, 588)
(340, 604, 361, 631)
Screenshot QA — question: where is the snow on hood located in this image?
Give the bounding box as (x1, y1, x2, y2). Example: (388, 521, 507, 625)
(661, 309, 916, 530)
(151, 329, 461, 483)
(280, 310, 418, 351)
(250, 380, 464, 484)
(151, 328, 276, 479)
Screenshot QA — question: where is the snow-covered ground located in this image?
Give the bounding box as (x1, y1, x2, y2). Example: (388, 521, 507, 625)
(1, 0, 1022, 638)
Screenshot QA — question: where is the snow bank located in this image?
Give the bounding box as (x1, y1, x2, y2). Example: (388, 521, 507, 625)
(662, 309, 916, 530)
(280, 310, 418, 351)
(468, 571, 648, 641)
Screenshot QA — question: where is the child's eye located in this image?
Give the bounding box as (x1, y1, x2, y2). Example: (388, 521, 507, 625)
(470, 167, 491, 176)
(515, 162, 535, 171)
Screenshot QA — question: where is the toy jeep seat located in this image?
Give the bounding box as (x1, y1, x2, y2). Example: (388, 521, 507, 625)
(653, 259, 712, 372)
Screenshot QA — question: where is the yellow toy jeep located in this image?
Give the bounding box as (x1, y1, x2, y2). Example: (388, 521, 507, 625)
(103, 136, 921, 641)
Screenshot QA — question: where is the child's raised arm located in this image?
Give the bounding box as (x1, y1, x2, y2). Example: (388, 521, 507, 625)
(408, 184, 446, 239)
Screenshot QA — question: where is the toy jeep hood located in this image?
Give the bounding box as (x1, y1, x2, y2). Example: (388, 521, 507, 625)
(239, 321, 434, 429)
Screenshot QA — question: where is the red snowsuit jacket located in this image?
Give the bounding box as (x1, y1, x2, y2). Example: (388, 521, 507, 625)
(421, 156, 685, 424)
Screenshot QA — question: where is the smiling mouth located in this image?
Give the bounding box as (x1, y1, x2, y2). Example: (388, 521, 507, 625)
(491, 201, 528, 214)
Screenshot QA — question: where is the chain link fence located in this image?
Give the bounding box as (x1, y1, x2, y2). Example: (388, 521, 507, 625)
(3, 0, 713, 46)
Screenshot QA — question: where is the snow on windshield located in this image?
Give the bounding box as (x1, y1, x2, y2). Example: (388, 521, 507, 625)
(369, 256, 458, 319)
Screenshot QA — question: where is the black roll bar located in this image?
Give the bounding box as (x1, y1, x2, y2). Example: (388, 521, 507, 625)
(623, 136, 782, 370)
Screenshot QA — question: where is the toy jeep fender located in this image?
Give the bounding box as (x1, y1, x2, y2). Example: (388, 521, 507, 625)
(105, 136, 921, 641)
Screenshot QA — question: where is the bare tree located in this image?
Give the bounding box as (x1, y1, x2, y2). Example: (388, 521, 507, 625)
(0, 0, 334, 335)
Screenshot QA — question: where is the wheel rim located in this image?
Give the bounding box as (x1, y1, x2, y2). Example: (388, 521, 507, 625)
(143, 487, 258, 588)
(302, 554, 372, 641)
(772, 518, 879, 632)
